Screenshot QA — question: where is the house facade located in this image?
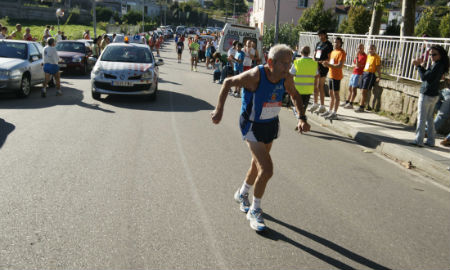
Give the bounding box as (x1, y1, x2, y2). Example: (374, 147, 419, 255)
(250, 0, 337, 34)
(96, 0, 162, 17)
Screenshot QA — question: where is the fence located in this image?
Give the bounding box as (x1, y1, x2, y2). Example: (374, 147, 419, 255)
(298, 32, 450, 83)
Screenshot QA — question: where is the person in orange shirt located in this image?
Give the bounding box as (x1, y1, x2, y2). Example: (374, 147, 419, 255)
(321, 37, 346, 120)
(355, 44, 381, 112)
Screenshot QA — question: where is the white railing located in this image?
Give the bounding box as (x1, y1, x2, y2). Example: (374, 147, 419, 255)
(299, 32, 450, 83)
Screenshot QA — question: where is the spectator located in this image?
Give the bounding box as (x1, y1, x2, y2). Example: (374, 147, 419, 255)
(226, 40, 238, 83)
(321, 37, 346, 120)
(11, 24, 23, 40)
(243, 39, 255, 72)
(155, 35, 163, 57)
(233, 42, 245, 97)
(42, 37, 62, 97)
(213, 51, 227, 83)
(342, 44, 367, 109)
(0, 26, 10, 39)
(309, 29, 333, 114)
(205, 40, 213, 69)
(55, 30, 62, 42)
(61, 31, 67, 40)
(355, 44, 381, 112)
(434, 86, 450, 135)
(43, 28, 51, 44)
(100, 34, 110, 52)
(289, 46, 318, 121)
(83, 29, 90, 40)
(92, 37, 100, 58)
(50, 25, 56, 37)
(411, 45, 450, 147)
(43, 25, 51, 37)
(23, 27, 35, 41)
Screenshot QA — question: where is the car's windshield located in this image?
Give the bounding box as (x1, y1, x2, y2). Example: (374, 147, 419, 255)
(55, 42, 85, 53)
(0, 42, 27, 59)
(100, 46, 153, 63)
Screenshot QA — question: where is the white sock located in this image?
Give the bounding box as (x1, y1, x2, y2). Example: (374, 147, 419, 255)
(251, 197, 261, 210)
(240, 182, 251, 195)
(333, 110, 337, 114)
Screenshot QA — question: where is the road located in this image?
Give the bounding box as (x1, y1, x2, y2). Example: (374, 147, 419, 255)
(0, 42, 449, 269)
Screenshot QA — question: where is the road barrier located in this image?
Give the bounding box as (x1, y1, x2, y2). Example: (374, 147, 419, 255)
(299, 32, 450, 83)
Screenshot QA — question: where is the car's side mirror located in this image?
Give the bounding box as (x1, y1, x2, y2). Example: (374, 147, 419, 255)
(88, 56, 97, 64)
(155, 58, 164, 66)
(30, 55, 39, 62)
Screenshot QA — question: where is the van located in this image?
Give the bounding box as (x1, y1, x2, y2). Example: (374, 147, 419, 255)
(218, 23, 264, 64)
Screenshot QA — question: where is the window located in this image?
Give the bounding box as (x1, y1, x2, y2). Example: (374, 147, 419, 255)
(298, 0, 308, 8)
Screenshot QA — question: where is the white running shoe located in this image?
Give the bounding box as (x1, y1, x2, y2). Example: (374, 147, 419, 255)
(234, 189, 250, 213)
(317, 106, 327, 114)
(344, 103, 354, 109)
(326, 113, 338, 120)
(308, 104, 319, 113)
(320, 110, 331, 117)
(340, 102, 348, 107)
(247, 208, 266, 232)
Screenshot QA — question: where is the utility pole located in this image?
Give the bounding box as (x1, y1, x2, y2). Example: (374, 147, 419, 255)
(142, 0, 145, 33)
(274, 0, 280, 44)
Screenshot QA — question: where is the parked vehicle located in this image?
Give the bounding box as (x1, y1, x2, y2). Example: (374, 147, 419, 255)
(91, 43, 164, 101)
(218, 23, 264, 64)
(0, 40, 45, 97)
(56, 40, 94, 75)
(176, 25, 186, 35)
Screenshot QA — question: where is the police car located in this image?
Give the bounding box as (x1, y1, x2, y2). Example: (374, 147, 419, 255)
(90, 43, 163, 101)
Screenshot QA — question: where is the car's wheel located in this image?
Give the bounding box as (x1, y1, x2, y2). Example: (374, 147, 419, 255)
(92, 91, 101, 100)
(17, 75, 31, 98)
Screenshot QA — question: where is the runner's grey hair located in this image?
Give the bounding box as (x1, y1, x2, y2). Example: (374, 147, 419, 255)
(268, 44, 293, 62)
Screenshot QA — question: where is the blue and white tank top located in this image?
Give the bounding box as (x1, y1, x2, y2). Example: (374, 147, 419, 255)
(240, 65, 285, 123)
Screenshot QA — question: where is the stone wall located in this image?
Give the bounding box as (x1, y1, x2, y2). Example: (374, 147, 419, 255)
(338, 68, 424, 126)
(0, 3, 91, 24)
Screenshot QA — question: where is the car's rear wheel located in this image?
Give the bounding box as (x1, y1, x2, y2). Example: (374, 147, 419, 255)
(92, 91, 101, 100)
(17, 75, 31, 98)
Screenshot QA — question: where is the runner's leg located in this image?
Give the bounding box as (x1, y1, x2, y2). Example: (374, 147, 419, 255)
(246, 141, 273, 199)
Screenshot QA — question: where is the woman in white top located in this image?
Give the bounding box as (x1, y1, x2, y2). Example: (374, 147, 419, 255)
(42, 37, 61, 97)
(243, 40, 255, 72)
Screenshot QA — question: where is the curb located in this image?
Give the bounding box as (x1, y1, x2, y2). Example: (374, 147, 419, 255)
(307, 111, 450, 187)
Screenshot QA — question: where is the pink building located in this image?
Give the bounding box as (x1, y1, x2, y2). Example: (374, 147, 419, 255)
(250, 0, 337, 35)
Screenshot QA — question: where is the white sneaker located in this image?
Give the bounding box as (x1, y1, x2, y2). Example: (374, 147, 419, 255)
(340, 102, 348, 107)
(317, 106, 327, 114)
(247, 208, 266, 232)
(308, 104, 319, 113)
(325, 113, 338, 120)
(320, 110, 331, 117)
(344, 103, 354, 109)
(234, 189, 250, 213)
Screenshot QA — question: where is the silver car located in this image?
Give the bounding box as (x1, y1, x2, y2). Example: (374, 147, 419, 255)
(91, 43, 163, 100)
(0, 40, 45, 97)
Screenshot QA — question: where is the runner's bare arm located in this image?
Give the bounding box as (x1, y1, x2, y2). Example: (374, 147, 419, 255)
(284, 76, 311, 133)
(211, 68, 260, 124)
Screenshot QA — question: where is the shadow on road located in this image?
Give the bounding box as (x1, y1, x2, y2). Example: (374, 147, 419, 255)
(0, 118, 15, 149)
(306, 130, 357, 145)
(0, 82, 114, 114)
(101, 89, 214, 112)
(260, 213, 392, 270)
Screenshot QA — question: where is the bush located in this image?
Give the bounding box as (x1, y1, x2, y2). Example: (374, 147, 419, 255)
(263, 23, 298, 48)
(297, 0, 337, 33)
(415, 7, 440, 37)
(384, 19, 400, 36)
(95, 6, 114, 23)
(343, 6, 371, 34)
(123, 10, 142, 25)
(439, 13, 450, 38)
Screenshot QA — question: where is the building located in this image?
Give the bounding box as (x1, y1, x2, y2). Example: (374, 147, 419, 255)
(96, 0, 162, 17)
(335, 4, 350, 29)
(250, 0, 337, 34)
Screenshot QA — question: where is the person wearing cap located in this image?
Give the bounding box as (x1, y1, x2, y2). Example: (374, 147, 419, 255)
(11, 24, 23, 41)
(309, 29, 333, 114)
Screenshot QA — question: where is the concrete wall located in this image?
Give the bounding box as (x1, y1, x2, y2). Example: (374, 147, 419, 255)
(0, 3, 91, 23)
(339, 68, 423, 126)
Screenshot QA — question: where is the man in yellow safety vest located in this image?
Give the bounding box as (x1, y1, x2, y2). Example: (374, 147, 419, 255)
(289, 46, 318, 121)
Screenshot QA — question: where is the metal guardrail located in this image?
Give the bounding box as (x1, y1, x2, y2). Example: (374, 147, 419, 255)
(299, 32, 450, 83)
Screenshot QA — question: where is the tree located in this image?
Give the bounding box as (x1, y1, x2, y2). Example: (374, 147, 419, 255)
(263, 23, 298, 48)
(339, 5, 371, 34)
(384, 19, 400, 35)
(439, 13, 450, 38)
(297, 0, 337, 32)
(123, 10, 142, 25)
(415, 7, 440, 37)
(344, 0, 394, 35)
(95, 6, 113, 22)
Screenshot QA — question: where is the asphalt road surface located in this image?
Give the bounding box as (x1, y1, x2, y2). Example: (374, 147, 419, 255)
(1, 42, 449, 269)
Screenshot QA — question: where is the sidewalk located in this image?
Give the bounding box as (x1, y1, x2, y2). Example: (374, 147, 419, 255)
(305, 98, 450, 186)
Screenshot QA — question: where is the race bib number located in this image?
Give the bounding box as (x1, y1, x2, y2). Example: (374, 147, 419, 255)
(192, 52, 198, 56)
(315, 50, 322, 59)
(260, 102, 282, 120)
(330, 59, 335, 65)
(364, 62, 370, 70)
(177, 45, 182, 49)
